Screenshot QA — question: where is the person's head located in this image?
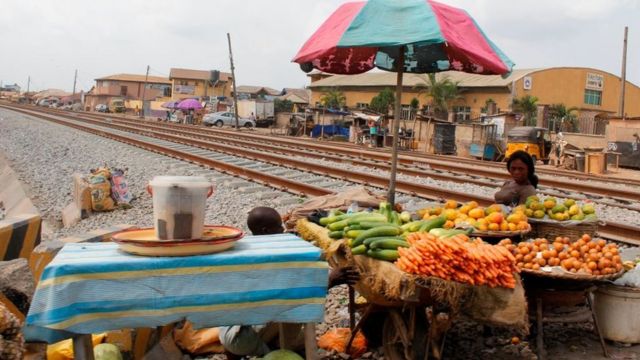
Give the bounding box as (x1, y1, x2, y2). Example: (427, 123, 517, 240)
(507, 150, 538, 188)
(247, 207, 283, 235)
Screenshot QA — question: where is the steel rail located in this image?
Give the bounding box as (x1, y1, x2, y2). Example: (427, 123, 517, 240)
(3, 103, 639, 245)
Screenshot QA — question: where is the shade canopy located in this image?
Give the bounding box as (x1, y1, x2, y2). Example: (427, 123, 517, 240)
(161, 100, 180, 109)
(293, 0, 514, 76)
(176, 99, 203, 110)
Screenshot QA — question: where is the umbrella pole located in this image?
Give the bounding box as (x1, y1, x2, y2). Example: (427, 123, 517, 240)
(387, 47, 404, 206)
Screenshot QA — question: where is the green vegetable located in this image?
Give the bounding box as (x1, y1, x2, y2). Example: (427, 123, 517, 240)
(328, 230, 344, 239)
(418, 216, 446, 232)
(354, 225, 402, 245)
(327, 219, 349, 231)
(351, 244, 367, 255)
(346, 213, 387, 225)
(369, 239, 410, 250)
(358, 221, 391, 229)
(429, 228, 472, 238)
(363, 236, 406, 247)
(346, 229, 364, 239)
(367, 249, 399, 261)
(399, 211, 412, 223)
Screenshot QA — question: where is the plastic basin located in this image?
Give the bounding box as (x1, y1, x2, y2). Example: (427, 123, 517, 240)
(594, 284, 640, 344)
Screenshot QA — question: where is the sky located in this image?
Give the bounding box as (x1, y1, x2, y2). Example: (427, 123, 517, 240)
(0, 0, 638, 93)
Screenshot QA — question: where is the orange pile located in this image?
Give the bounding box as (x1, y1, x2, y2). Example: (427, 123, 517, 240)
(499, 234, 622, 275)
(396, 232, 517, 288)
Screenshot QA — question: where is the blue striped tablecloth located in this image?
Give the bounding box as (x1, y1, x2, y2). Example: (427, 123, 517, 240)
(25, 233, 328, 343)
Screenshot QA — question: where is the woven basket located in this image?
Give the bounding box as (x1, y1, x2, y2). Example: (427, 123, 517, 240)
(530, 221, 598, 241)
(520, 267, 623, 282)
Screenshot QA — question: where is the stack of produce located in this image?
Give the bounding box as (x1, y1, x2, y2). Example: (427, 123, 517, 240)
(396, 232, 518, 288)
(499, 234, 622, 275)
(418, 200, 530, 232)
(523, 195, 597, 221)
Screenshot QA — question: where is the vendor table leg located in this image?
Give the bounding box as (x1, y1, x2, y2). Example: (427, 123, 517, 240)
(536, 297, 546, 360)
(304, 322, 318, 360)
(586, 292, 609, 358)
(73, 334, 95, 360)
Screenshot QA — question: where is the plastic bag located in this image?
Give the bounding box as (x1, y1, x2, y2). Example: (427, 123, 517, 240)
(613, 263, 640, 288)
(173, 321, 224, 355)
(88, 174, 115, 211)
(47, 333, 106, 360)
(317, 328, 367, 358)
(110, 169, 133, 205)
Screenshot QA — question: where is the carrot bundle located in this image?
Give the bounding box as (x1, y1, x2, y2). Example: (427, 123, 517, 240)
(396, 232, 518, 289)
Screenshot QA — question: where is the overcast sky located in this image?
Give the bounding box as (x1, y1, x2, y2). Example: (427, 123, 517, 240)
(0, 0, 638, 92)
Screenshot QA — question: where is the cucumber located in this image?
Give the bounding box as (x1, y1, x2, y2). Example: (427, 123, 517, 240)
(363, 236, 406, 246)
(351, 244, 367, 255)
(378, 201, 389, 214)
(327, 219, 350, 231)
(344, 225, 362, 232)
(346, 214, 387, 225)
(401, 220, 424, 232)
(369, 239, 410, 250)
(328, 230, 344, 239)
(418, 216, 446, 232)
(354, 225, 402, 244)
(390, 211, 402, 226)
(429, 228, 472, 238)
(346, 229, 364, 239)
(358, 221, 391, 229)
(367, 249, 399, 261)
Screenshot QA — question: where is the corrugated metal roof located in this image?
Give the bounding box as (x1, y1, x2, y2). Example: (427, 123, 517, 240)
(308, 69, 539, 88)
(283, 88, 311, 102)
(278, 93, 308, 104)
(95, 73, 171, 84)
(235, 85, 281, 96)
(169, 68, 231, 81)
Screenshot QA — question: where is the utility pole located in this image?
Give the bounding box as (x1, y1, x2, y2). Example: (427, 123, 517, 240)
(619, 26, 628, 120)
(140, 65, 150, 118)
(72, 69, 78, 95)
(26, 76, 30, 99)
(227, 33, 240, 130)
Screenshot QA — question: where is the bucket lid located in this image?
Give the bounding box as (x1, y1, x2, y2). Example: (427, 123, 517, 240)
(149, 176, 211, 188)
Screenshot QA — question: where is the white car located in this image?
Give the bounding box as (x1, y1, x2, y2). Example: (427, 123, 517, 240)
(95, 104, 108, 112)
(203, 112, 255, 128)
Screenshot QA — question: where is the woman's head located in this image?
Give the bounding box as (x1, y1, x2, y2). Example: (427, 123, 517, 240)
(507, 150, 538, 188)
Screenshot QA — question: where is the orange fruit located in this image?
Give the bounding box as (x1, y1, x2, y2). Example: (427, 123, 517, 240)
(488, 223, 500, 231)
(570, 250, 581, 258)
(558, 252, 569, 260)
(553, 242, 564, 252)
(517, 262, 524, 268)
(532, 263, 541, 270)
(523, 254, 534, 263)
(587, 261, 598, 270)
(537, 258, 546, 266)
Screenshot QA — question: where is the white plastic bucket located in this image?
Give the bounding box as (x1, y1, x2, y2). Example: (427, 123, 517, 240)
(594, 284, 640, 344)
(147, 176, 214, 240)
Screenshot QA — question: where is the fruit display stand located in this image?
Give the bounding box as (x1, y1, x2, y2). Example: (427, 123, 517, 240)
(297, 218, 528, 360)
(529, 218, 600, 240)
(501, 237, 625, 360)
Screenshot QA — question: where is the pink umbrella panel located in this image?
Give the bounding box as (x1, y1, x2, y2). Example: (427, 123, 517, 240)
(177, 99, 203, 110)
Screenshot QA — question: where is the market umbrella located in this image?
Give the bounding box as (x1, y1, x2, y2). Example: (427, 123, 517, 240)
(293, 0, 514, 205)
(176, 98, 203, 110)
(161, 100, 180, 109)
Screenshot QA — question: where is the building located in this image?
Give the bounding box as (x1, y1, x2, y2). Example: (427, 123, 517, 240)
(277, 88, 311, 112)
(308, 67, 640, 134)
(0, 83, 21, 92)
(85, 74, 171, 112)
(233, 85, 280, 100)
(169, 68, 232, 101)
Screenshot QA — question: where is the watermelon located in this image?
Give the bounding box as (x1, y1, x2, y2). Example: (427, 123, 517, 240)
(262, 349, 304, 360)
(93, 343, 123, 360)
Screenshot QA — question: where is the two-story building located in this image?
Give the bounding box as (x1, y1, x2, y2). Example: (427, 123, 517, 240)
(169, 68, 232, 101)
(308, 67, 640, 134)
(85, 74, 171, 112)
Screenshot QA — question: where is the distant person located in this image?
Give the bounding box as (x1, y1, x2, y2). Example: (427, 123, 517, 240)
(494, 150, 538, 206)
(165, 110, 171, 122)
(369, 121, 378, 147)
(249, 112, 256, 121)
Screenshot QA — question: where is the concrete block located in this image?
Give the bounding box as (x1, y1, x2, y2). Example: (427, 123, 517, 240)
(0, 258, 35, 315)
(72, 173, 92, 219)
(0, 213, 42, 261)
(61, 203, 81, 228)
(28, 240, 64, 284)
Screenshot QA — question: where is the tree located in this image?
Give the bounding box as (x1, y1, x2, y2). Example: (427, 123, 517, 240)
(548, 103, 579, 132)
(410, 97, 420, 110)
(512, 95, 538, 126)
(274, 98, 293, 113)
(320, 88, 346, 109)
(369, 88, 395, 114)
(416, 73, 462, 119)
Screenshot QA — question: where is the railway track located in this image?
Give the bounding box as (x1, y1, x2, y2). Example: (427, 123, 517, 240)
(38, 105, 640, 211)
(1, 103, 638, 244)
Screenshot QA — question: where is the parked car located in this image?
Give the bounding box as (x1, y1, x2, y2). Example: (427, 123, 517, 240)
(95, 104, 108, 112)
(203, 112, 255, 128)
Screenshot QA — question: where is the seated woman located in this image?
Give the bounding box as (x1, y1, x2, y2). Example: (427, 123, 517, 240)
(494, 150, 539, 206)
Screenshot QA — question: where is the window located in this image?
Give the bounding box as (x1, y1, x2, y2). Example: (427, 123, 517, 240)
(356, 102, 368, 109)
(179, 80, 189, 86)
(120, 86, 127, 96)
(584, 89, 602, 106)
(452, 106, 471, 122)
